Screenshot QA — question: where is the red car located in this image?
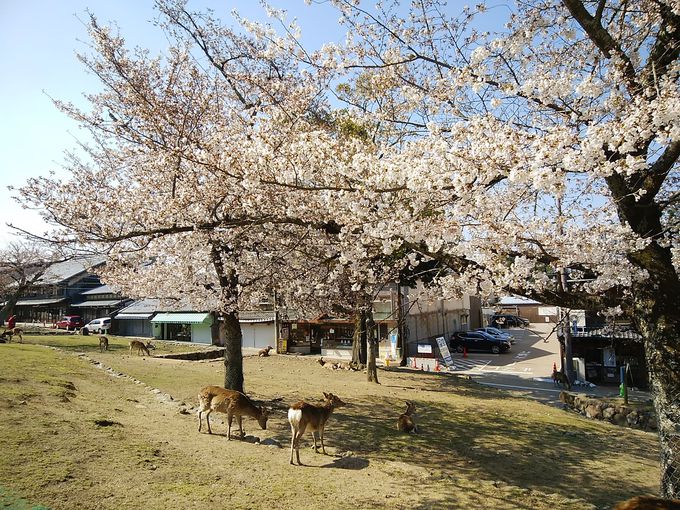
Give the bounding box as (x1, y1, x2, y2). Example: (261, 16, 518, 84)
(55, 315, 84, 330)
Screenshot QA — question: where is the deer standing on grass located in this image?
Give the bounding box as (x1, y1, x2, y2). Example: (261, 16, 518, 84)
(397, 401, 418, 433)
(0, 327, 23, 343)
(258, 345, 273, 357)
(552, 368, 571, 390)
(288, 392, 346, 465)
(197, 385, 269, 440)
(99, 336, 109, 352)
(129, 340, 154, 356)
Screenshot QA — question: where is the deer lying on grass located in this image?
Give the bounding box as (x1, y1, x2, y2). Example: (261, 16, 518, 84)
(318, 357, 357, 371)
(613, 496, 680, 510)
(552, 368, 571, 390)
(397, 401, 418, 433)
(197, 385, 269, 440)
(258, 345, 273, 357)
(99, 336, 109, 352)
(0, 327, 23, 343)
(288, 392, 346, 465)
(129, 340, 154, 356)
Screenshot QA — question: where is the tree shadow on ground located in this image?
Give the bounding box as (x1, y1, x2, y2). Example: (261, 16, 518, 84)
(288, 390, 659, 509)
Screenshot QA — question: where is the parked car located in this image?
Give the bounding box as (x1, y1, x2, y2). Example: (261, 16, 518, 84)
(475, 326, 516, 344)
(85, 317, 111, 334)
(450, 331, 511, 354)
(489, 314, 530, 328)
(55, 315, 84, 330)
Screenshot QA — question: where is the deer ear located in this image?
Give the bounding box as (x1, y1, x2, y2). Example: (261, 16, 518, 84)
(323, 392, 330, 399)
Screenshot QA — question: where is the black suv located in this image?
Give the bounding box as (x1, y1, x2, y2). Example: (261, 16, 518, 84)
(489, 314, 530, 328)
(450, 331, 511, 354)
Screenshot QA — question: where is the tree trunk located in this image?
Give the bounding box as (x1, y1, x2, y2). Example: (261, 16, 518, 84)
(634, 303, 680, 498)
(397, 285, 409, 367)
(220, 311, 244, 393)
(366, 310, 379, 384)
(0, 295, 18, 324)
(351, 309, 362, 366)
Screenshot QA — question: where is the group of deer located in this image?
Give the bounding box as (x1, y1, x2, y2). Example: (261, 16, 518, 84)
(98, 336, 154, 356)
(196, 384, 419, 465)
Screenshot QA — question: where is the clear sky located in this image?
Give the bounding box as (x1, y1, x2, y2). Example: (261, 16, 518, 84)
(0, 0, 345, 244)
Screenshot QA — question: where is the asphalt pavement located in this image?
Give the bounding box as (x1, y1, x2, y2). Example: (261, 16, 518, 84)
(411, 323, 651, 407)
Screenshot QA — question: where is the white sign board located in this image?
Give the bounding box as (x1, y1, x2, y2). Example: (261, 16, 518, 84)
(417, 344, 432, 354)
(435, 336, 454, 368)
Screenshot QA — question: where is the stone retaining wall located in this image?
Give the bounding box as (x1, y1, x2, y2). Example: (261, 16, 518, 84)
(154, 348, 225, 361)
(560, 391, 656, 431)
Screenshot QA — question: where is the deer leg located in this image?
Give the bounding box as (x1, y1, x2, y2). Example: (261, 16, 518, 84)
(206, 409, 213, 434)
(197, 409, 203, 432)
(311, 431, 319, 453)
(320, 427, 328, 454)
(289, 425, 297, 465)
(295, 430, 304, 465)
(237, 416, 244, 438)
(227, 412, 233, 440)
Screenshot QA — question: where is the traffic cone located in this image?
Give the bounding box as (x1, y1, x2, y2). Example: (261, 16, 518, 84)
(435, 359, 440, 372)
(463, 347, 468, 359)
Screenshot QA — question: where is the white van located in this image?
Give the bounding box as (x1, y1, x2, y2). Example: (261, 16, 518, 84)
(85, 317, 111, 334)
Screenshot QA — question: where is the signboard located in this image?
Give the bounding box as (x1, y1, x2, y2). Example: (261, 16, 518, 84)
(417, 344, 432, 354)
(436, 336, 454, 368)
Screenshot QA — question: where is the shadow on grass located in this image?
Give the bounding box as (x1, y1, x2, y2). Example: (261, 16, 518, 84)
(268, 389, 658, 509)
(319, 456, 370, 470)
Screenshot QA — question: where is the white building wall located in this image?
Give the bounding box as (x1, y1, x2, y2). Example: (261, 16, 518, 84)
(192, 323, 212, 344)
(241, 323, 276, 349)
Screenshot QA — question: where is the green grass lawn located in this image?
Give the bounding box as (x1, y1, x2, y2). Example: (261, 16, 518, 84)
(0, 338, 661, 510)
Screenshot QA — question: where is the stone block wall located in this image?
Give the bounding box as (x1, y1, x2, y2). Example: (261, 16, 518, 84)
(559, 391, 656, 431)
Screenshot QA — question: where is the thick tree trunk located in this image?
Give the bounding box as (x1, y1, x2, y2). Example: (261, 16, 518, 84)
(634, 300, 680, 498)
(220, 311, 244, 393)
(366, 310, 379, 384)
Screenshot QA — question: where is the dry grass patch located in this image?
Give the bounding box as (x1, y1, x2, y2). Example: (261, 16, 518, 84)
(0, 341, 661, 510)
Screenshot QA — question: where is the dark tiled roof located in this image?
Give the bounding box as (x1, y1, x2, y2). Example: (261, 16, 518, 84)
(37, 257, 105, 284)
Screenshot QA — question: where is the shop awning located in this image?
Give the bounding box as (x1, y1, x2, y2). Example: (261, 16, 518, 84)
(115, 313, 154, 320)
(239, 311, 276, 323)
(151, 313, 211, 324)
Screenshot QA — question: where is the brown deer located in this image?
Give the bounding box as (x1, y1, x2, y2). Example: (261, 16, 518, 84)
(129, 340, 153, 356)
(613, 496, 680, 510)
(288, 392, 346, 465)
(0, 327, 23, 343)
(197, 385, 269, 440)
(397, 401, 418, 433)
(552, 368, 571, 390)
(99, 335, 109, 352)
(258, 345, 273, 357)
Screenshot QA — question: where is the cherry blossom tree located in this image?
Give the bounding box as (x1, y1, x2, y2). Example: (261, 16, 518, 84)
(310, 0, 679, 497)
(0, 242, 57, 323)
(16, 2, 351, 392)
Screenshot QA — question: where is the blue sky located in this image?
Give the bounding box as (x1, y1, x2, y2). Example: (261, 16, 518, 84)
(0, 0, 345, 244)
